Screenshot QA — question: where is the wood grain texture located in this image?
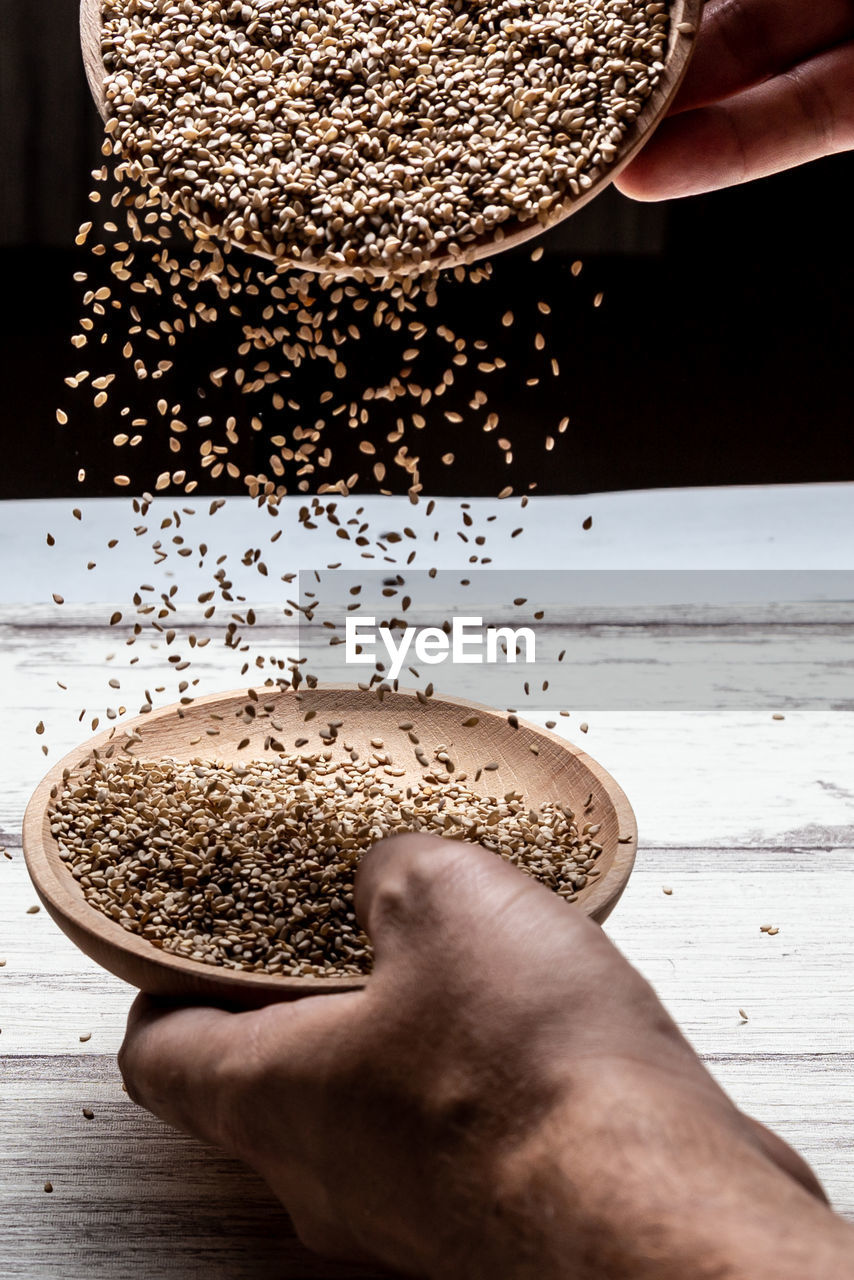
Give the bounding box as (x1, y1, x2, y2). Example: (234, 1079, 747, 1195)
(5, 844, 854, 1058)
(78, 0, 704, 277)
(5, 489, 854, 606)
(0, 1057, 385, 1280)
(3, 846, 854, 1275)
(4, 609, 853, 848)
(1, 1049, 853, 1279)
(79, 0, 105, 118)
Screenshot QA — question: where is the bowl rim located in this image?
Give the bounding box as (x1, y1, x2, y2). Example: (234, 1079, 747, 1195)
(22, 684, 638, 999)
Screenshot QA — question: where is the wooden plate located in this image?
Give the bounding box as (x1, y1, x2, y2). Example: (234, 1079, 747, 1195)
(80, 0, 703, 279)
(23, 686, 637, 1006)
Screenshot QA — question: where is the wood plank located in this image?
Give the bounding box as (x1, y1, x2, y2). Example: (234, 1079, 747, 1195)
(2, 595, 853, 847)
(2, 487, 853, 1273)
(4, 615, 854, 747)
(3, 488, 854, 610)
(0, 1057, 383, 1279)
(1, 1052, 851, 1279)
(700, 1054, 854, 1219)
(6, 706, 854, 848)
(3, 847, 854, 1056)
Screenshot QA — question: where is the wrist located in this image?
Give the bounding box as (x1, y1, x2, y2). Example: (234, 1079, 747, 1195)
(444, 1063, 854, 1280)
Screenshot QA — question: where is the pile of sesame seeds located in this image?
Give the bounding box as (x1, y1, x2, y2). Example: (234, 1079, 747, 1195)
(102, 0, 669, 274)
(51, 752, 603, 976)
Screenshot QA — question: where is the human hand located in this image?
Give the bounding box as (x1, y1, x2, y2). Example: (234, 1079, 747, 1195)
(616, 0, 854, 199)
(119, 835, 846, 1280)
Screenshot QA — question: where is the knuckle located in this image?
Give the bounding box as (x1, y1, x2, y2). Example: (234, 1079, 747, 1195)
(291, 1215, 350, 1262)
(368, 835, 470, 925)
(116, 1039, 141, 1104)
(784, 64, 836, 151)
(207, 1038, 260, 1154)
(784, 51, 854, 156)
(712, 0, 770, 81)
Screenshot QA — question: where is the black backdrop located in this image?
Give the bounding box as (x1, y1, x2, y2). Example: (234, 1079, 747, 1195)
(2, 1, 852, 500)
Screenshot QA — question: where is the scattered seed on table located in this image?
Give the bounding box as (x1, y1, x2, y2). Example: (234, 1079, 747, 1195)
(79, 1032, 92, 1043)
(26, 905, 41, 915)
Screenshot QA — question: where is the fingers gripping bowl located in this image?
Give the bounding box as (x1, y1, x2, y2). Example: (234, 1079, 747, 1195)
(23, 688, 637, 1007)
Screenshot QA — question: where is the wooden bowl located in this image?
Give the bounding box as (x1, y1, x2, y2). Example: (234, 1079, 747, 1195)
(23, 686, 637, 1007)
(80, 0, 703, 279)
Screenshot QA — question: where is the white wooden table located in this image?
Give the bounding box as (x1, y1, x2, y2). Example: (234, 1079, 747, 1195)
(2, 484, 853, 1277)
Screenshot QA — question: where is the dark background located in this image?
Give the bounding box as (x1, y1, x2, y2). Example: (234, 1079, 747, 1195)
(2, 1, 852, 500)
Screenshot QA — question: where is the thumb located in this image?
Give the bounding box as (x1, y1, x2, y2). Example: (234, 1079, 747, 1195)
(354, 832, 583, 976)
